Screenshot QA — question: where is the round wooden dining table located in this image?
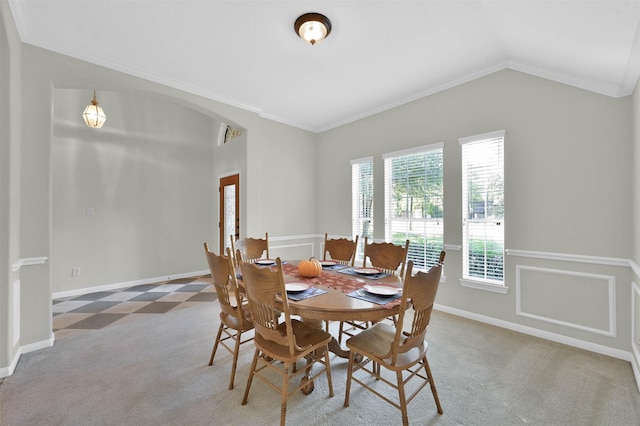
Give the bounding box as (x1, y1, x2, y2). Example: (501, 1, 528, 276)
(241, 259, 404, 395)
(279, 260, 403, 359)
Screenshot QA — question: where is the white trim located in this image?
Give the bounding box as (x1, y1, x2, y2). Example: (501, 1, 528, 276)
(633, 282, 640, 392)
(218, 169, 241, 180)
(268, 234, 319, 242)
(630, 260, 640, 277)
(434, 304, 632, 362)
(443, 244, 461, 251)
(315, 62, 508, 133)
(382, 142, 444, 159)
(460, 278, 509, 294)
(52, 270, 209, 300)
(458, 129, 505, 145)
(506, 249, 630, 268)
(21, 333, 55, 354)
(516, 265, 616, 338)
(507, 60, 631, 99)
(271, 242, 316, 258)
(11, 256, 48, 272)
(632, 343, 640, 393)
(350, 156, 373, 165)
(0, 351, 20, 378)
(217, 122, 227, 146)
(1, 334, 55, 378)
(51, 235, 323, 299)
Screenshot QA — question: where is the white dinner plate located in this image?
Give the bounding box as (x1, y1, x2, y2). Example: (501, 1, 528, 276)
(354, 267, 381, 275)
(255, 259, 276, 265)
(285, 282, 310, 292)
(363, 285, 400, 296)
(320, 260, 337, 267)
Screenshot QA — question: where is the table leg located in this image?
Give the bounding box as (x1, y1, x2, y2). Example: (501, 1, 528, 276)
(328, 337, 350, 358)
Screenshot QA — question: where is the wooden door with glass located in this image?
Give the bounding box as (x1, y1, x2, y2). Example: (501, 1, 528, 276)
(219, 174, 240, 255)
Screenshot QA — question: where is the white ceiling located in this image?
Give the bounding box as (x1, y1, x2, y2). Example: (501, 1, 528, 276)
(8, 0, 640, 133)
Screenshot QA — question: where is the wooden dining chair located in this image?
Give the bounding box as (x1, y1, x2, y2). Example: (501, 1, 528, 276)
(362, 236, 410, 277)
(240, 258, 334, 426)
(323, 233, 359, 332)
(230, 232, 269, 267)
(322, 233, 358, 266)
(338, 236, 410, 343)
(344, 252, 446, 426)
(203, 243, 254, 390)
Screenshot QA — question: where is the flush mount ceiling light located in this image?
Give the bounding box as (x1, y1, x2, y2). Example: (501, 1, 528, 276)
(82, 90, 106, 129)
(294, 12, 331, 45)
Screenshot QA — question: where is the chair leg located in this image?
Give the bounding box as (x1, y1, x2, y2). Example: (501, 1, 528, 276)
(343, 349, 355, 407)
(338, 321, 345, 343)
(396, 370, 409, 426)
(241, 348, 260, 405)
(423, 356, 443, 414)
(228, 329, 242, 390)
(324, 346, 334, 397)
(208, 323, 224, 366)
(280, 362, 290, 426)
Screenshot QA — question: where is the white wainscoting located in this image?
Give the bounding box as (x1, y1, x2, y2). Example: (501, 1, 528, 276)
(515, 265, 617, 338)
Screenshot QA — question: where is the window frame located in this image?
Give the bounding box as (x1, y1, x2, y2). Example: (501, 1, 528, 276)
(459, 130, 507, 294)
(351, 157, 374, 261)
(382, 143, 444, 272)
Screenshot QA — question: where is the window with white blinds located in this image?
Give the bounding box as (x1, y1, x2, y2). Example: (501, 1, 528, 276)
(351, 157, 374, 259)
(460, 130, 505, 284)
(383, 144, 443, 271)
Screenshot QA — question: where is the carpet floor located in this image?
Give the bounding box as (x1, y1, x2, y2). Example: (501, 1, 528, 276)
(1, 294, 639, 425)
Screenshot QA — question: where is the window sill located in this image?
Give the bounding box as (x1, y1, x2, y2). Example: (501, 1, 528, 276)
(459, 278, 509, 294)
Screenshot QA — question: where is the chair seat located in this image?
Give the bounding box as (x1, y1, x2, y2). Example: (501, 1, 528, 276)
(220, 311, 254, 332)
(346, 322, 428, 370)
(256, 319, 332, 360)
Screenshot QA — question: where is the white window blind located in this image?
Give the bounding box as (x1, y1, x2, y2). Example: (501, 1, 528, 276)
(460, 130, 504, 283)
(383, 144, 443, 270)
(351, 158, 374, 259)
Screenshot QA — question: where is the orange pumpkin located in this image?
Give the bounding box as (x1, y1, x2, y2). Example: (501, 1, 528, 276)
(298, 258, 322, 278)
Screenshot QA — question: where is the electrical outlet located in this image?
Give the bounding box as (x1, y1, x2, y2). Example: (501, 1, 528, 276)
(71, 267, 81, 277)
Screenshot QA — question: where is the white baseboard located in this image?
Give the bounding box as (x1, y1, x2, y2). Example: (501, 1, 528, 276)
(0, 333, 55, 378)
(52, 270, 209, 300)
(434, 303, 633, 362)
(632, 341, 640, 393)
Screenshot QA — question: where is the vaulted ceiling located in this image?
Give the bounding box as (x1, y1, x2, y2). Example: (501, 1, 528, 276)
(8, 0, 640, 132)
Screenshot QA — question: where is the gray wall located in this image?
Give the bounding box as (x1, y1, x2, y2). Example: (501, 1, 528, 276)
(0, 0, 22, 371)
(52, 89, 217, 293)
(317, 69, 635, 354)
(633, 75, 640, 369)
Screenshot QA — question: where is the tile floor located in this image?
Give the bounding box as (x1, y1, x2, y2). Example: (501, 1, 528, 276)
(52, 275, 216, 339)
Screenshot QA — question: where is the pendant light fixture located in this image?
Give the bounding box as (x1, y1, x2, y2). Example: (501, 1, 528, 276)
(294, 13, 331, 45)
(82, 90, 106, 129)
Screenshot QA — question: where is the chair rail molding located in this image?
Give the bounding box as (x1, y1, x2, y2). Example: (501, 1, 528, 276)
(506, 249, 629, 268)
(11, 256, 48, 272)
